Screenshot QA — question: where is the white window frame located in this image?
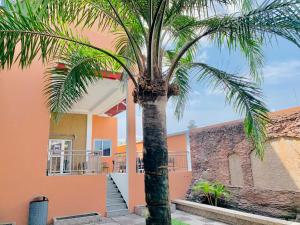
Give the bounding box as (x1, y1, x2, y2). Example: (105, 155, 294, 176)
(93, 139, 112, 157)
(48, 139, 73, 174)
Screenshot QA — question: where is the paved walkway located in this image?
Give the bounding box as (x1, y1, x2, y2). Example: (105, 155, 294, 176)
(100, 210, 228, 225)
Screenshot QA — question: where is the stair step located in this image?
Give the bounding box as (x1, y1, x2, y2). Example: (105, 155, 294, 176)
(106, 198, 124, 204)
(107, 192, 122, 198)
(106, 180, 114, 184)
(107, 203, 127, 211)
(107, 189, 119, 194)
(106, 175, 128, 217)
(107, 209, 129, 217)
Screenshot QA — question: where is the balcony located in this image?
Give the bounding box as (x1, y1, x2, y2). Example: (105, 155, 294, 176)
(113, 151, 188, 173)
(47, 150, 102, 175)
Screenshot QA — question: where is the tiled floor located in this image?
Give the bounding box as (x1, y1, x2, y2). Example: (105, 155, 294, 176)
(100, 210, 228, 225)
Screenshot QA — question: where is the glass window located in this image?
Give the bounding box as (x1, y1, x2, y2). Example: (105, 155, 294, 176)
(94, 139, 112, 157)
(102, 141, 111, 156)
(94, 140, 103, 151)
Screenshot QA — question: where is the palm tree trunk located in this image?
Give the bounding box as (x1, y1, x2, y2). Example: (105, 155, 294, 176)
(142, 95, 171, 225)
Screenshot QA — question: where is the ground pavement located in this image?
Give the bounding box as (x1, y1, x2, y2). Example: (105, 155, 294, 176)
(99, 210, 228, 225)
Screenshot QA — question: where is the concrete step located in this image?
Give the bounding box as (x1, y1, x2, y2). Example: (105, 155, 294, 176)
(107, 183, 117, 187)
(107, 192, 122, 198)
(107, 189, 119, 194)
(107, 203, 127, 211)
(106, 197, 124, 204)
(106, 209, 129, 217)
(107, 183, 117, 188)
(106, 180, 115, 184)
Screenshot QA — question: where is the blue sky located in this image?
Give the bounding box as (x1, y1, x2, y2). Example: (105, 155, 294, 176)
(117, 37, 300, 143)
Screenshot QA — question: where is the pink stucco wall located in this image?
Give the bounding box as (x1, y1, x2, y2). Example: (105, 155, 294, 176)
(0, 62, 106, 224)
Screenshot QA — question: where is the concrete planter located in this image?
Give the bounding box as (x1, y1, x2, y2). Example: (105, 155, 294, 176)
(173, 200, 300, 225)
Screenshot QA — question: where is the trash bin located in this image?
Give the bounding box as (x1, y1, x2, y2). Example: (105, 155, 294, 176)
(28, 196, 48, 225)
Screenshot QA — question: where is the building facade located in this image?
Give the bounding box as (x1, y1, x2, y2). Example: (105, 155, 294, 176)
(0, 59, 192, 224)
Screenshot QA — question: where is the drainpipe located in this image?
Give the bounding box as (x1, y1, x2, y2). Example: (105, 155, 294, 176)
(186, 130, 192, 172)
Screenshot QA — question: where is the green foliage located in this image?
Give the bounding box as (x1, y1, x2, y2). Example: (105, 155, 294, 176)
(192, 180, 230, 206)
(172, 219, 189, 225)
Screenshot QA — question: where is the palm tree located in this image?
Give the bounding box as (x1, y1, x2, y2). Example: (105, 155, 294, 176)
(1, 0, 299, 224)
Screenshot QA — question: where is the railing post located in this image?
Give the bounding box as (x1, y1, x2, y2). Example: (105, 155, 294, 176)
(49, 150, 52, 175)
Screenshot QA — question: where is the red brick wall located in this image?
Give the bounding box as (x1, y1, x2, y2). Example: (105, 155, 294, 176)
(188, 108, 300, 219)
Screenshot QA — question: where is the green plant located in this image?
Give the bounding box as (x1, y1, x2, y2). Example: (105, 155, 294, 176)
(172, 219, 189, 225)
(212, 182, 230, 206)
(1, 0, 299, 224)
(192, 181, 229, 206)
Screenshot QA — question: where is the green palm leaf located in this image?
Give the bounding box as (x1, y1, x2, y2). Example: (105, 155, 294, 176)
(44, 45, 121, 119)
(193, 63, 269, 159)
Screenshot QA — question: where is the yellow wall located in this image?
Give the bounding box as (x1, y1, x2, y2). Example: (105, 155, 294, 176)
(49, 113, 87, 150)
(251, 137, 300, 191)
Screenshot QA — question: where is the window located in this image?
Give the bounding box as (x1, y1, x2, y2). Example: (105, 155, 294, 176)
(94, 139, 112, 157)
(48, 139, 72, 174)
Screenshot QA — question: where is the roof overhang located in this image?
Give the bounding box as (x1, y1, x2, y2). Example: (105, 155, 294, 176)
(70, 72, 126, 116)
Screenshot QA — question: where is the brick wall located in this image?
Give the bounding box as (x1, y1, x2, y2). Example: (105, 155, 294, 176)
(188, 108, 300, 219)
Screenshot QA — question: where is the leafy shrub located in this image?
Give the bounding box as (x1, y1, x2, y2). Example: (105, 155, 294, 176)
(192, 180, 229, 206)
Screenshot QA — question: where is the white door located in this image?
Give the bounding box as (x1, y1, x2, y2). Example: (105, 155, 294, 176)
(48, 139, 72, 174)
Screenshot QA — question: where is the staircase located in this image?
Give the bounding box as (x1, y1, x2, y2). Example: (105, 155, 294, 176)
(106, 176, 129, 217)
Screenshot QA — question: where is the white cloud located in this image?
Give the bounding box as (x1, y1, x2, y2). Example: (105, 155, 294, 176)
(263, 60, 300, 83)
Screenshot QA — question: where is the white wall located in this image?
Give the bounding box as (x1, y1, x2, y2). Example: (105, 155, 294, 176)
(110, 173, 129, 206)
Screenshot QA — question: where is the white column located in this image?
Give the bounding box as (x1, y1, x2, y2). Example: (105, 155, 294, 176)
(186, 131, 192, 171)
(86, 113, 93, 151)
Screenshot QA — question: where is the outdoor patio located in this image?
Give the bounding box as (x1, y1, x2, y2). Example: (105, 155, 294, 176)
(99, 210, 228, 225)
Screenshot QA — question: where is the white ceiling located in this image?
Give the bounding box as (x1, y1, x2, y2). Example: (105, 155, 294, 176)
(70, 79, 126, 115)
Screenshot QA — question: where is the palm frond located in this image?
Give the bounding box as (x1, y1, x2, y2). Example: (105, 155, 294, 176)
(166, 0, 300, 82)
(192, 63, 269, 159)
(0, 0, 87, 68)
(171, 66, 191, 120)
(165, 0, 243, 20)
(44, 45, 121, 119)
(164, 50, 192, 120)
(0, 0, 137, 84)
(35, 0, 117, 30)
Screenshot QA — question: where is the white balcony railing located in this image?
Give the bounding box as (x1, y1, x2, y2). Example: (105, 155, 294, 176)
(47, 150, 102, 175)
(113, 151, 188, 173)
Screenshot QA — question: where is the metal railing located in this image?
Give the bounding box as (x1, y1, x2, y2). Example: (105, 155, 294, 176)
(113, 152, 127, 173)
(47, 150, 102, 175)
(113, 151, 188, 173)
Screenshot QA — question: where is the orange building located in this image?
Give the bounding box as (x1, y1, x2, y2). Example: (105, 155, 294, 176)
(0, 44, 192, 225)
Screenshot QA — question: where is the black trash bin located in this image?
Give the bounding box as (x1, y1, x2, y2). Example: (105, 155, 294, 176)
(28, 196, 48, 225)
